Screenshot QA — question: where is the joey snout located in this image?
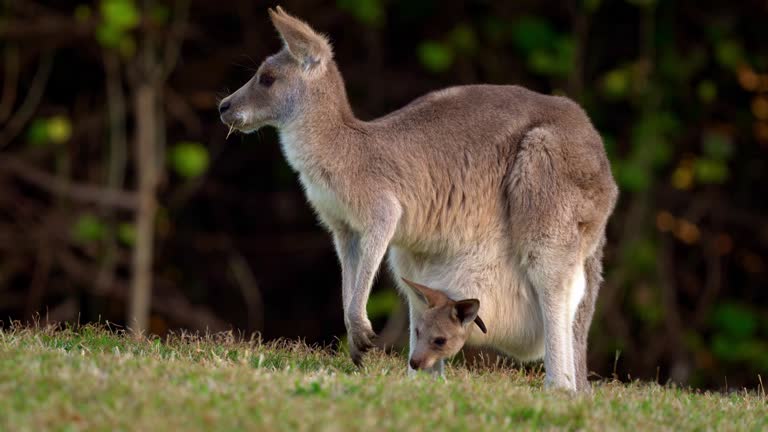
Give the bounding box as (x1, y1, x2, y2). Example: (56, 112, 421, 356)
(409, 352, 440, 371)
(408, 357, 435, 370)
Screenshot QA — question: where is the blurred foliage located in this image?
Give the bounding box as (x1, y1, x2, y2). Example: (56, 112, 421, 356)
(510, 16, 574, 78)
(417, 24, 478, 73)
(72, 214, 108, 244)
(169, 142, 209, 179)
(337, 0, 383, 27)
(417, 41, 454, 73)
(117, 223, 136, 246)
(95, 0, 139, 56)
(26, 116, 73, 147)
(367, 288, 400, 321)
(711, 303, 768, 371)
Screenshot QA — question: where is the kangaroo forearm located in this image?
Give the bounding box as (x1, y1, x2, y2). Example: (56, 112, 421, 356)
(331, 227, 360, 311)
(347, 204, 401, 319)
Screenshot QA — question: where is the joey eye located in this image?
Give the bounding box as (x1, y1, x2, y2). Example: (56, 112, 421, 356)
(433, 337, 446, 347)
(415, 329, 420, 339)
(258, 73, 275, 87)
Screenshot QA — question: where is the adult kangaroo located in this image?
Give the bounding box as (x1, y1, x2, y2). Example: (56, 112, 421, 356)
(219, 6, 618, 392)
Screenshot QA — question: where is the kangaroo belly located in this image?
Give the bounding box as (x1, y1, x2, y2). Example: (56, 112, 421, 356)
(388, 244, 545, 361)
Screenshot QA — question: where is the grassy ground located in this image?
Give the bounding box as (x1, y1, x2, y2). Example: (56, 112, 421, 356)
(0, 325, 765, 431)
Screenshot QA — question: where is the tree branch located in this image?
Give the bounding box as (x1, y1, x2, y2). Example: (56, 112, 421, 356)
(0, 50, 53, 148)
(0, 156, 138, 209)
(0, 43, 20, 123)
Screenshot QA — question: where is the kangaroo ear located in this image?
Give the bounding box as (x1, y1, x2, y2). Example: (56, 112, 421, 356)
(268, 6, 332, 71)
(401, 278, 450, 307)
(454, 299, 487, 333)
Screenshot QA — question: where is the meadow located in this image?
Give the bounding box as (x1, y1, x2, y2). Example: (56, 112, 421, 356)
(0, 324, 765, 431)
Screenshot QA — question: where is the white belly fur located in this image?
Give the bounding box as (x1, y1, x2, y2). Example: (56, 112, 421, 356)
(568, 265, 586, 325)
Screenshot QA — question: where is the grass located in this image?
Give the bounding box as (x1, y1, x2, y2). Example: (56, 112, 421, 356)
(0, 324, 765, 431)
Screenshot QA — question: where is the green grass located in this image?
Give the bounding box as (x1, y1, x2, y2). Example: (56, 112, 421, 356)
(0, 324, 765, 431)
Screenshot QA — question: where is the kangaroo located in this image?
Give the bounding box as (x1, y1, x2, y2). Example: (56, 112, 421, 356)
(219, 6, 618, 392)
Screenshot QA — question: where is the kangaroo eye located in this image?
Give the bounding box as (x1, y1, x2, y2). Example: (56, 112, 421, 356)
(258, 73, 275, 87)
(433, 337, 446, 347)
(415, 329, 420, 339)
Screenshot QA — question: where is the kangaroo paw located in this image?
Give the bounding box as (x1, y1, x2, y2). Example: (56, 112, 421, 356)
(348, 322, 377, 367)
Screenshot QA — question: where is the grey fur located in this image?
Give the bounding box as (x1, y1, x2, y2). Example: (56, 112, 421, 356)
(219, 7, 618, 392)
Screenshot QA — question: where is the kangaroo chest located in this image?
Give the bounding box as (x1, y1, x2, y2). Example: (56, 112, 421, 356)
(280, 129, 360, 228)
(300, 173, 360, 229)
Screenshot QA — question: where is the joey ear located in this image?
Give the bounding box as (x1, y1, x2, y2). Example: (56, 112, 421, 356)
(473, 315, 488, 334)
(454, 299, 487, 334)
(401, 278, 450, 307)
(268, 6, 333, 71)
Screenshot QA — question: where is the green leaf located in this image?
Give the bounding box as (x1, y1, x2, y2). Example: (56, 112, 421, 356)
(170, 142, 210, 179)
(72, 214, 107, 243)
(715, 39, 744, 69)
(527, 37, 574, 77)
(100, 0, 140, 30)
(449, 24, 477, 54)
(633, 296, 662, 325)
(615, 160, 651, 192)
(26, 116, 72, 146)
(118, 35, 136, 58)
(117, 223, 136, 246)
(417, 41, 453, 73)
(601, 68, 630, 99)
(367, 288, 399, 320)
(74, 5, 92, 22)
(658, 46, 707, 82)
(623, 238, 657, 274)
(97, 0, 139, 49)
(712, 303, 757, 339)
(96, 24, 123, 48)
(26, 119, 50, 147)
(629, 111, 680, 167)
(528, 51, 556, 75)
(149, 5, 170, 24)
(694, 158, 728, 184)
(702, 131, 733, 160)
(46, 116, 72, 144)
(711, 335, 768, 369)
(697, 80, 717, 103)
(510, 16, 557, 53)
(337, 0, 383, 27)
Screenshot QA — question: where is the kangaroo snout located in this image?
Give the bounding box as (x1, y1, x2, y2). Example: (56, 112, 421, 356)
(218, 95, 238, 126)
(218, 92, 253, 131)
(218, 100, 231, 115)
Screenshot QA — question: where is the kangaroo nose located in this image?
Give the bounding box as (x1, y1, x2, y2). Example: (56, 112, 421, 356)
(219, 100, 231, 114)
(409, 358, 421, 370)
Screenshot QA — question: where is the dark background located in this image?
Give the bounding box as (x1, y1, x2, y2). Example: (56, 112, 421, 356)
(1, 0, 767, 390)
